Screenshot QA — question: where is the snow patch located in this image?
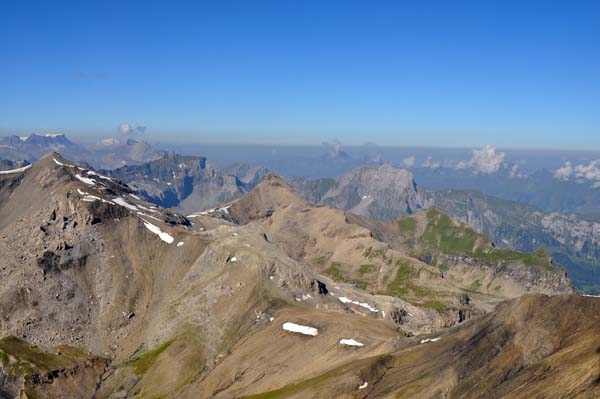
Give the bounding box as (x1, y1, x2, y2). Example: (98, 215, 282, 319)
(137, 204, 159, 213)
(358, 382, 368, 390)
(177, 241, 184, 247)
(87, 170, 113, 181)
(142, 220, 174, 244)
(83, 195, 102, 202)
(339, 338, 364, 347)
(282, 322, 318, 336)
(419, 337, 441, 344)
(75, 174, 97, 185)
(0, 164, 31, 174)
(338, 297, 378, 313)
(114, 197, 138, 210)
(136, 212, 162, 222)
(53, 158, 64, 166)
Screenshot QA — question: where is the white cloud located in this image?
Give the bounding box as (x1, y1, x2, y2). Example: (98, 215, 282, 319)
(508, 164, 527, 179)
(402, 155, 415, 167)
(575, 160, 600, 181)
(456, 145, 505, 174)
(118, 123, 134, 135)
(421, 156, 440, 169)
(554, 161, 573, 180)
(118, 123, 147, 136)
(554, 160, 600, 188)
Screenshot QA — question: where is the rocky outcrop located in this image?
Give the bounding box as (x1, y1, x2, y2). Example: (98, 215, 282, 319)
(292, 164, 432, 220)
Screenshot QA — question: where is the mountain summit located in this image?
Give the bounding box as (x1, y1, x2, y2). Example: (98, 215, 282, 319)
(293, 164, 432, 220)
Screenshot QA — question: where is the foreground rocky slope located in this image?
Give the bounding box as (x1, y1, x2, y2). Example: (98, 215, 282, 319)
(0, 155, 589, 398)
(247, 294, 600, 398)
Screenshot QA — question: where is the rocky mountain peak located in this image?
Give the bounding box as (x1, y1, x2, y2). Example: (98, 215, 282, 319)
(292, 163, 432, 220)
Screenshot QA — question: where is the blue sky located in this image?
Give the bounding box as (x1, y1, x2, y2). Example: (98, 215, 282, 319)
(1, 0, 599, 149)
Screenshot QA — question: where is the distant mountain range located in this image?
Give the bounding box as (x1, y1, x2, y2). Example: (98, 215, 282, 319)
(0, 133, 80, 162)
(411, 165, 600, 217)
(0, 133, 163, 169)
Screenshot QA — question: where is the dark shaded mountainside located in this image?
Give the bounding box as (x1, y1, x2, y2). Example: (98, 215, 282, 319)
(292, 164, 600, 293)
(0, 159, 29, 172)
(0, 154, 595, 398)
(103, 152, 268, 214)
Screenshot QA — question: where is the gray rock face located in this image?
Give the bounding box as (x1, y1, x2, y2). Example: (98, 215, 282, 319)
(293, 164, 432, 220)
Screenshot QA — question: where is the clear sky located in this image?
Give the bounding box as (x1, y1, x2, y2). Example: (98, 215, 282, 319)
(1, 0, 599, 149)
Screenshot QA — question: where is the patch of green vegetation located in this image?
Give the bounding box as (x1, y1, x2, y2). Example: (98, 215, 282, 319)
(128, 340, 174, 375)
(358, 264, 374, 275)
(480, 248, 553, 270)
(470, 279, 482, 292)
(421, 208, 554, 271)
(241, 367, 336, 399)
(362, 246, 388, 261)
(420, 300, 447, 312)
(0, 349, 9, 366)
(323, 263, 368, 290)
(379, 261, 451, 313)
(383, 260, 418, 297)
(0, 336, 89, 377)
(0, 336, 73, 370)
(312, 255, 329, 267)
(323, 263, 344, 281)
(397, 217, 416, 233)
(422, 208, 486, 256)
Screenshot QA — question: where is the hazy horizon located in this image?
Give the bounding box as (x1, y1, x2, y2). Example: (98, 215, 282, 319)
(2, 1, 599, 150)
